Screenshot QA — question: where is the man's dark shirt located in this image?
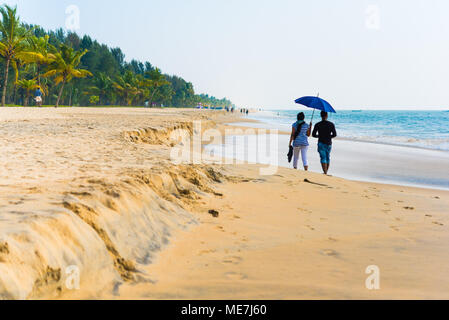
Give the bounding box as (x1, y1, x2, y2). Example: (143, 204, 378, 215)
(312, 120, 337, 145)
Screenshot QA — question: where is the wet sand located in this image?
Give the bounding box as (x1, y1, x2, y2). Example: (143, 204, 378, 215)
(221, 122, 449, 190)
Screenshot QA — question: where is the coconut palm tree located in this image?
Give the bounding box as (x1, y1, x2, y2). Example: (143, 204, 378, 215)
(17, 78, 38, 106)
(0, 5, 38, 106)
(141, 68, 169, 107)
(43, 44, 92, 108)
(86, 72, 114, 105)
(23, 35, 56, 86)
(113, 71, 141, 106)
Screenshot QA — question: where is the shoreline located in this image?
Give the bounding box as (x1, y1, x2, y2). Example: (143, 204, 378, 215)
(0, 108, 448, 299)
(228, 120, 449, 154)
(219, 121, 449, 191)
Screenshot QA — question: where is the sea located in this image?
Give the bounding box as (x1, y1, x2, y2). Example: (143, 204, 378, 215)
(246, 110, 449, 152)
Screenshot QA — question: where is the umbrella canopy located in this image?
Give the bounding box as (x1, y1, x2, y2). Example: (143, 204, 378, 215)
(295, 96, 336, 113)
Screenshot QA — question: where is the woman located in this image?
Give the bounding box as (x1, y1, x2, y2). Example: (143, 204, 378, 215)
(289, 112, 312, 171)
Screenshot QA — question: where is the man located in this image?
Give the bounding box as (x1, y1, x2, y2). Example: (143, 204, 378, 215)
(34, 87, 43, 107)
(312, 111, 337, 175)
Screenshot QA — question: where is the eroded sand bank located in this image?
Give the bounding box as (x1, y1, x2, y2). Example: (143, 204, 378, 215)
(0, 108, 448, 299)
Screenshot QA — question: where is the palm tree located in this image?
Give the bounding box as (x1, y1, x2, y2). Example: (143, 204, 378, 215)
(86, 72, 113, 105)
(17, 78, 38, 106)
(113, 71, 141, 106)
(43, 44, 92, 107)
(23, 35, 56, 86)
(141, 68, 169, 107)
(0, 5, 37, 106)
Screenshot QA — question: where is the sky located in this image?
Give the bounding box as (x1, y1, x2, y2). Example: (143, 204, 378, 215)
(5, 0, 449, 110)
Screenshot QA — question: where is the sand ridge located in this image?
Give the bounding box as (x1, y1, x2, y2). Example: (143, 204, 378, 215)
(0, 108, 233, 299)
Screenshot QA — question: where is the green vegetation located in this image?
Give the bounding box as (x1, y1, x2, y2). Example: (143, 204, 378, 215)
(16, 78, 38, 106)
(0, 4, 233, 108)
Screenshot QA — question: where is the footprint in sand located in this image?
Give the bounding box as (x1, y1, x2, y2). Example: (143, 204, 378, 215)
(112, 282, 122, 296)
(328, 237, 338, 242)
(305, 225, 315, 231)
(8, 200, 24, 205)
(403, 206, 415, 210)
(390, 226, 400, 232)
(425, 214, 432, 218)
(199, 249, 216, 256)
(320, 249, 339, 257)
(224, 272, 247, 280)
(432, 221, 444, 226)
(222, 256, 243, 265)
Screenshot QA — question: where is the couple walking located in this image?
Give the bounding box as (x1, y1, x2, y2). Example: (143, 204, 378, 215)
(289, 111, 337, 175)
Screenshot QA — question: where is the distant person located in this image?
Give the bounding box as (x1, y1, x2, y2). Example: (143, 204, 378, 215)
(289, 112, 311, 171)
(312, 111, 337, 175)
(246, 109, 249, 115)
(34, 87, 43, 107)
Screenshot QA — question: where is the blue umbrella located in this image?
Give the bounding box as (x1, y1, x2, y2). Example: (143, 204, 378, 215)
(295, 95, 336, 122)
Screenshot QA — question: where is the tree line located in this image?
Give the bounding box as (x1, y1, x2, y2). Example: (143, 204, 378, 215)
(0, 4, 233, 108)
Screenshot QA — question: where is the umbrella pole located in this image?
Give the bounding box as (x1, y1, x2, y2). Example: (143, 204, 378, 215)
(311, 93, 319, 123)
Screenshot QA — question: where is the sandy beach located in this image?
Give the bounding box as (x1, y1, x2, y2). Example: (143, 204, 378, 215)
(0, 107, 448, 300)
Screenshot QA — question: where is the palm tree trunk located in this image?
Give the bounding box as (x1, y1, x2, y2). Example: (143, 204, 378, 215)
(24, 90, 28, 107)
(68, 86, 73, 106)
(149, 89, 158, 108)
(2, 58, 10, 107)
(56, 79, 66, 108)
(12, 83, 17, 105)
(12, 63, 21, 105)
(37, 64, 41, 86)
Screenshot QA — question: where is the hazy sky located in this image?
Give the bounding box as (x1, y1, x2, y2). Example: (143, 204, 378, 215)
(5, 0, 449, 109)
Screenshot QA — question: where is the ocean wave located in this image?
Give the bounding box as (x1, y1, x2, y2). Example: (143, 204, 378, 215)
(250, 110, 449, 152)
(337, 134, 449, 151)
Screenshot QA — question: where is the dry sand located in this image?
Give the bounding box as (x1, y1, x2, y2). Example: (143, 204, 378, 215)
(0, 107, 448, 300)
